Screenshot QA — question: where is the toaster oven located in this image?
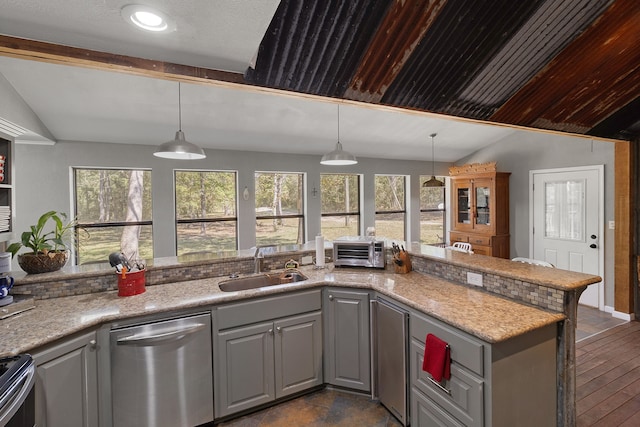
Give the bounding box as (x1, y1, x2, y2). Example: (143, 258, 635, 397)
(333, 237, 385, 269)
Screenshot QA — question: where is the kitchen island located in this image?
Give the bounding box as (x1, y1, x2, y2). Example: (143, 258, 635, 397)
(1, 244, 600, 426)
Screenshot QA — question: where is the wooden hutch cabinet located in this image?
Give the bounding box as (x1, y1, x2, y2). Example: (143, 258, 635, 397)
(449, 162, 510, 258)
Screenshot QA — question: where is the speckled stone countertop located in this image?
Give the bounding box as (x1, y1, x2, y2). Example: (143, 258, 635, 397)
(0, 264, 565, 357)
(407, 242, 601, 290)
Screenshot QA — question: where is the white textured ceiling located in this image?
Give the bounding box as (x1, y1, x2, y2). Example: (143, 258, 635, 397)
(0, 0, 280, 72)
(0, 56, 522, 162)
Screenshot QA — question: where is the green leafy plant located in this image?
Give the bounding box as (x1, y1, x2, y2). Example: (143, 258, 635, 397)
(7, 210, 76, 257)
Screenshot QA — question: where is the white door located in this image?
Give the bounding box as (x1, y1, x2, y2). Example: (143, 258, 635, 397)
(530, 166, 603, 308)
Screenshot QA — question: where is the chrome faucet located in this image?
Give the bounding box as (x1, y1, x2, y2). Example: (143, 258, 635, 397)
(253, 245, 277, 273)
(254, 247, 265, 273)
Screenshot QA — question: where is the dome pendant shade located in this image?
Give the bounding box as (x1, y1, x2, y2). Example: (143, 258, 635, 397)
(321, 141, 357, 165)
(154, 82, 206, 160)
(423, 133, 443, 187)
(154, 130, 206, 159)
(321, 104, 357, 166)
(423, 175, 444, 187)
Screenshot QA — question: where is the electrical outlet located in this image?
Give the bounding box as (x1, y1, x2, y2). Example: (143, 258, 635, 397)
(467, 272, 483, 287)
(301, 255, 313, 265)
(609, 221, 615, 230)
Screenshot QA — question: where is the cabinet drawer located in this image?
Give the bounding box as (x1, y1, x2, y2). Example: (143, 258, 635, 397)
(468, 235, 491, 246)
(470, 245, 491, 256)
(216, 289, 322, 330)
(412, 387, 465, 427)
(449, 232, 468, 243)
(410, 312, 484, 376)
(411, 339, 483, 427)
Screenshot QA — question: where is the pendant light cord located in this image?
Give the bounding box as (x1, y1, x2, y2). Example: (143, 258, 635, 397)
(178, 82, 182, 131)
(337, 104, 340, 142)
(431, 133, 436, 176)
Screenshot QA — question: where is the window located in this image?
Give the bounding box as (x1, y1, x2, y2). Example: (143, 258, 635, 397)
(320, 174, 360, 240)
(375, 175, 406, 241)
(255, 172, 304, 246)
(74, 168, 152, 264)
(420, 176, 446, 245)
(175, 170, 237, 255)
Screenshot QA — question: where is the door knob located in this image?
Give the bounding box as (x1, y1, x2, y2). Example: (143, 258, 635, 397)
(590, 244, 597, 249)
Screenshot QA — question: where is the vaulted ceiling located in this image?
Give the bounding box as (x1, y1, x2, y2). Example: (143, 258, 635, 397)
(245, 0, 640, 141)
(0, 0, 638, 156)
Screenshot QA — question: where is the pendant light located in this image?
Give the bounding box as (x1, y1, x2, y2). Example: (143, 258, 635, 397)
(154, 82, 206, 160)
(320, 104, 357, 165)
(423, 133, 444, 187)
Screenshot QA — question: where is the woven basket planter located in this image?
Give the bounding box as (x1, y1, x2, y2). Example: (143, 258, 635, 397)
(17, 251, 69, 274)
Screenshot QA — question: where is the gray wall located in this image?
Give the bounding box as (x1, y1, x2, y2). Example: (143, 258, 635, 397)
(457, 132, 615, 307)
(11, 130, 616, 307)
(13, 140, 450, 260)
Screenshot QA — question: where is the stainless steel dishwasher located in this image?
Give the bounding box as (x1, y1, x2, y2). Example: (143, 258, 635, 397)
(110, 312, 213, 427)
(373, 298, 409, 426)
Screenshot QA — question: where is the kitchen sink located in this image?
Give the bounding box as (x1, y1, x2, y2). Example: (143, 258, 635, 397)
(218, 271, 308, 292)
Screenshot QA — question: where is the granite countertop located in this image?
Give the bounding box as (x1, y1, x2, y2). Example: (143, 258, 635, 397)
(10, 241, 601, 293)
(0, 264, 565, 357)
(407, 242, 601, 290)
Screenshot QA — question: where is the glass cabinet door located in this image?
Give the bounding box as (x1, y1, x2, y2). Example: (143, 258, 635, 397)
(475, 184, 491, 226)
(456, 184, 471, 225)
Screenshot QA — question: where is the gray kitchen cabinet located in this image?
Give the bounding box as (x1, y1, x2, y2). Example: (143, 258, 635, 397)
(213, 290, 323, 418)
(323, 288, 370, 392)
(410, 310, 557, 427)
(32, 330, 99, 427)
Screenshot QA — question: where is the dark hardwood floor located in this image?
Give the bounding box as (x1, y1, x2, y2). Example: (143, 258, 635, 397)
(576, 308, 638, 426)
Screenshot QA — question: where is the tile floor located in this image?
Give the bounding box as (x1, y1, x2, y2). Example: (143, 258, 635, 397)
(218, 305, 625, 426)
(217, 388, 402, 427)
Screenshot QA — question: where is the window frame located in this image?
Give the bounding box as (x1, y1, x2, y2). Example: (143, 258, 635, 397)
(174, 169, 239, 254)
(254, 171, 306, 246)
(374, 174, 407, 241)
(419, 175, 446, 246)
(320, 173, 362, 238)
(73, 167, 153, 265)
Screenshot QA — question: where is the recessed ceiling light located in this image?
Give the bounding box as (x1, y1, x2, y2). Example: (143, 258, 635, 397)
(121, 4, 176, 33)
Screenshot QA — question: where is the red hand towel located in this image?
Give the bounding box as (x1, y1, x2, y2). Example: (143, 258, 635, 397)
(422, 333, 451, 382)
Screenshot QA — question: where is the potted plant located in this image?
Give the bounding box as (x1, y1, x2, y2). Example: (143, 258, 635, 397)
(7, 210, 75, 274)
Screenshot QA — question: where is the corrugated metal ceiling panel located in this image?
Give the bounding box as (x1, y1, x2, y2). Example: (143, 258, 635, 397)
(245, 0, 392, 97)
(246, 0, 640, 140)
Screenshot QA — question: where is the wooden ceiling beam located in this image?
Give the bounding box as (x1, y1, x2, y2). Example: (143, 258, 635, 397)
(0, 35, 246, 86)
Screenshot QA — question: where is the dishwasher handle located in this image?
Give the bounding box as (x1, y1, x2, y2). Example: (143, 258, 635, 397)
(116, 323, 207, 346)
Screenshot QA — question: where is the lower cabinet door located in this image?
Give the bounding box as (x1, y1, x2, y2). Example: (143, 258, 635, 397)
(412, 388, 465, 427)
(33, 330, 99, 427)
(274, 311, 323, 398)
(323, 288, 371, 391)
(216, 322, 275, 417)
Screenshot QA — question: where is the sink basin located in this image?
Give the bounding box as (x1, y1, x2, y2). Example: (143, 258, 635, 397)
(218, 271, 308, 292)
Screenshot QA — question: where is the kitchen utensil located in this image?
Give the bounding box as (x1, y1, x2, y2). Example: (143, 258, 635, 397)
(109, 252, 131, 273)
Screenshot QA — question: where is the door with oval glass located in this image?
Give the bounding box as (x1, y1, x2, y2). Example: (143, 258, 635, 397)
(531, 166, 603, 308)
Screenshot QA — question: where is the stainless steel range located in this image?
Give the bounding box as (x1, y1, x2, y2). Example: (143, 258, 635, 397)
(0, 354, 35, 427)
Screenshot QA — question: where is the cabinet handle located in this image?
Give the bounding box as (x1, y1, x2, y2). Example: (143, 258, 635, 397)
(276, 326, 282, 333)
(427, 376, 451, 395)
(89, 339, 97, 349)
(268, 328, 274, 335)
(328, 294, 334, 301)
